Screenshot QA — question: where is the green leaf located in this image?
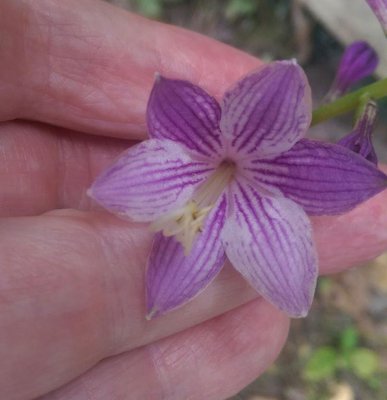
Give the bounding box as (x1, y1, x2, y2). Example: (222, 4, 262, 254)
(318, 277, 332, 294)
(340, 327, 359, 352)
(303, 346, 338, 381)
(136, 0, 162, 18)
(348, 348, 379, 379)
(367, 376, 382, 389)
(225, 0, 258, 20)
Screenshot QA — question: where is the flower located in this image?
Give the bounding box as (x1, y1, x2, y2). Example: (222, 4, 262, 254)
(338, 99, 378, 165)
(89, 61, 387, 319)
(366, 0, 387, 35)
(328, 41, 379, 100)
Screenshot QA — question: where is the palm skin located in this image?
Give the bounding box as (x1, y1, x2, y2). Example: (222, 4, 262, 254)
(0, 1, 386, 399)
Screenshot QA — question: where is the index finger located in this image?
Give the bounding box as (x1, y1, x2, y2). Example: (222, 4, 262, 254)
(0, 0, 260, 138)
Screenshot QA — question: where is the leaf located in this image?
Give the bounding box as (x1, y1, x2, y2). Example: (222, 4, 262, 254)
(318, 277, 333, 295)
(303, 346, 338, 381)
(225, 0, 258, 20)
(340, 327, 359, 352)
(136, 0, 162, 18)
(348, 348, 379, 379)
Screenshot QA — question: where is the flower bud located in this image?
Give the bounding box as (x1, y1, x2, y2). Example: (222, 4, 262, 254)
(328, 41, 379, 100)
(338, 99, 378, 164)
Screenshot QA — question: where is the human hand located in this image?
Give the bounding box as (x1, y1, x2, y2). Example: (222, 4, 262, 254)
(0, 1, 386, 399)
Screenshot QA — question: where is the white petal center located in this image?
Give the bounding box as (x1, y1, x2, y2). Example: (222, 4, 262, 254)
(150, 160, 235, 254)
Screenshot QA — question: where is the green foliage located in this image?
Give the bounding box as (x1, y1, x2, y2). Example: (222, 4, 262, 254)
(340, 326, 359, 353)
(348, 348, 379, 379)
(303, 325, 380, 384)
(225, 0, 259, 20)
(317, 277, 333, 296)
(134, 0, 163, 18)
(304, 346, 338, 381)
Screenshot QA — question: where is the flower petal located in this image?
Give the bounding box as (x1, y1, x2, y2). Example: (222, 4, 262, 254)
(220, 60, 311, 158)
(248, 139, 387, 215)
(146, 195, 227, 318)
(146, 75, 223, 158)
(89, 139, 212, 221)
(222, 181, 317, 317)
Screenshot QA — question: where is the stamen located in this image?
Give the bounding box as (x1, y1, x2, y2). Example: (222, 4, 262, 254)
(150, 160, 235, 255)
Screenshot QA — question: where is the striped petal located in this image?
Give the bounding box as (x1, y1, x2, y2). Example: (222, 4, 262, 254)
(248, 139, 387, 215)
(147, 75, 223, 158)
(89, 139, 212, 221)
(220, 60, 311, 158)
(146, 195, 227, 318)
(222, 181, 317, 317)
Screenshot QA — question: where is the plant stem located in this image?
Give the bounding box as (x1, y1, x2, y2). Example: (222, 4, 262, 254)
(311, 78, 387, 126)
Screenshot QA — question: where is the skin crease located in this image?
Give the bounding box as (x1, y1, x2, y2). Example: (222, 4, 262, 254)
(0, 1, 386, 399)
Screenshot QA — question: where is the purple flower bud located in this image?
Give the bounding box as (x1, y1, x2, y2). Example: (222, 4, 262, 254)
(366, 0, 387, 35)
(328, 41, 379, 100)
(338, 99, 378, 164)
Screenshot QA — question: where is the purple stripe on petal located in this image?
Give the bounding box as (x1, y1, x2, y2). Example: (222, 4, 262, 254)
(147, 75, 223, 158)
(146, 195, 227, 318)
(89, 139, 213, 221)
(366, 0, 387, 35)
(220, 60, 311, 158)
(222, 181, 317, 317)
(248, 139, 387, 215)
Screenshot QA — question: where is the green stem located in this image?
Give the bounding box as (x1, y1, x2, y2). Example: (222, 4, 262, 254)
(311, 77, 387, 126)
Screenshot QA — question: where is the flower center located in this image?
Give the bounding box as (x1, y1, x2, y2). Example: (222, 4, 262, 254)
(150, 160, 235, 255)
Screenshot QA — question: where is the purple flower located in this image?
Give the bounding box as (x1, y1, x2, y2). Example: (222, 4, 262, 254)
(89, 61, 387, 318)
(366, 0, 387, 35)
(328, 41, 379, 100)
(338, 99, 378, 165)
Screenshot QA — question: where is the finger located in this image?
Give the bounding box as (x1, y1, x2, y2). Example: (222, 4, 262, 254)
(0, 121, 129, 217)
(313, 164, 387, 274)
(313, 198, 387, 274)
(0, 0, 260, 137)
(1, 121, 386, 269)
(1, 120, 386, 276)
(2, 116, 387, 275)
(1, 208, 386, 400)
(0, 211, 257, 400)
(39, 299, 288, 400)
(1, 121, 386, 271)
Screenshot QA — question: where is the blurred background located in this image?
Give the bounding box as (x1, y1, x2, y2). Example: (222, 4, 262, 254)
(107, 1, 387, 399)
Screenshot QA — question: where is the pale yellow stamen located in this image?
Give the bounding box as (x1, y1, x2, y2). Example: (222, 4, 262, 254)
(150, 161, 235, 255)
